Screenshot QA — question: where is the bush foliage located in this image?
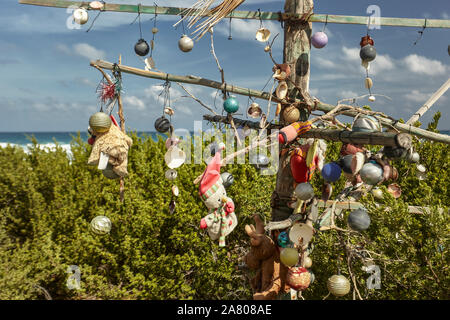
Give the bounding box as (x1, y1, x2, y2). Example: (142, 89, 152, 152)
(0, 113, 448, 300)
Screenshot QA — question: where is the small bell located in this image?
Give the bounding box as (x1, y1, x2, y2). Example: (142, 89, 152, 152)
(178, 35, 194, 52)
(135, 39, 150, 56)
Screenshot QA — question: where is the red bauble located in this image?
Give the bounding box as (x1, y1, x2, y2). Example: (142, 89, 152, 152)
(287, 267, 311, 291)
(88, 137, 95, 145)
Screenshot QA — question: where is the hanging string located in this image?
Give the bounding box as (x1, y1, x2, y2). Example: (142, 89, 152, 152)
(228, 17, 233, 40)
(258, 9, 263, 29)
(130, 4, 143, 39)
(413, 19, 427, 45)
(150, 5, 158, 57)
(322, 14, 328, 32)
(86, 1, 106, 33)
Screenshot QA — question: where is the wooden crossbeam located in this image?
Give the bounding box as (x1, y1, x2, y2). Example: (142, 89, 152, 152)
(91, 60, 450, 145)
(19, 0, 450, 29)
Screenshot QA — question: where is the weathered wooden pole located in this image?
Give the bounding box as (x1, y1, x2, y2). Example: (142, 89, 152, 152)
(272, 0, 314, 223)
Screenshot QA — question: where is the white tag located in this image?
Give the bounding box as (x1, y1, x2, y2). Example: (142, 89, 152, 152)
(98, 152, 109, 170)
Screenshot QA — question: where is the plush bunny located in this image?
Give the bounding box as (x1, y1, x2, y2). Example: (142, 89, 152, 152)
(198, 146, 237, 247)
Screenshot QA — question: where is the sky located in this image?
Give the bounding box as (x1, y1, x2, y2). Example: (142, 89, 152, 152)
(0, 0, 449, 132)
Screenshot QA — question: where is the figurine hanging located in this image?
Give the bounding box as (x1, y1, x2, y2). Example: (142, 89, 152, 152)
(198, 144, 237, 247)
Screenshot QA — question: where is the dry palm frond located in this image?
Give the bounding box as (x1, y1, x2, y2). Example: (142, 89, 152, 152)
(174, 0, 245, 40)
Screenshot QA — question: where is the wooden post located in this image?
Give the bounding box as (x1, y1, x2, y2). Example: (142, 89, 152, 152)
(272, 0, 314, 222)
(117, 55, 125, 203)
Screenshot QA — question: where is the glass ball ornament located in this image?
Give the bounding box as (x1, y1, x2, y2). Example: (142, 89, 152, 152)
(90, 216, 112, 235)
(73, 8, 89, 25)
(89, 112, 112, 133)
(135, 39, 150, 56)
(321, 162, 342, 182)
(178, 35, 194, 52)
(371, 188, 383, 200)
(165, 169, 178, 181)
(303, 256, 312, 268)
(277, 231, 290, 248)
(339, 155, 354, 174)
(251, 154, 270, 169)
(223, 97, 239, 113)
(360, 162, 384, 185)
(280, 247, 299, 267)
(327, 274, 351, 297)
(347, 208, 371, 232)
(294, 182, 315, 201)
(360, 44, 377, 62)
(287, 267, 311, 291)
(220, 172, 234, 188)
(311, 31, 328, 49)
(154, 116, 171, 133)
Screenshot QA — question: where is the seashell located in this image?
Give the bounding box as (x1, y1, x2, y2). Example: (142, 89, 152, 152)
(90, 216, 112, 235)
(73, 8, 89, 25)
(164, 145, 186, 169)
(289, 222, 314, 246)
(294, 183, 315, 201)
(372, 188, 383, 199)
(144, 57, 155, 70)
(152, 27, 159, 34)
(165, 169, 177, 181)
(275, 103, 282, 116)
(178, 35, 194, 52)
(352, 115, 380, 133)
(303, 256, 312, 269)
(89, 1, 104, 10)
(387, 183, 401, 198)
(164, 106, 174, 116)
(165, 137, 180, 149)
(360, 35, 374, 47)
(264, 45, 271, 52)
(327, 275, 351, 297)
(365, 77, 373, 89)
(347, 208, 371, 232)
(321, 183, 333, 202)
(255, 28, 271, 42)
(150, 40, 155, 50)
(172, 185, 179, 197)
(368, 95, 376, 102)
(287, 267, 311, 291)
(275, 81, 288, 100)
(273, 69, 287, 81)
(351, 152, 366, 175)
(416, 164, 426, 173)
(406, 150, 420, 163)
(247, 102, 262, 118)
(282, 105, 300, 124)
(89, 112, 112, 133)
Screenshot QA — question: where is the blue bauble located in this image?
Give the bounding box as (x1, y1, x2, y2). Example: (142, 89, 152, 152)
(277, 231, 290, 248)
(321, 162, 342, 182)
(223, 97, 239, 113)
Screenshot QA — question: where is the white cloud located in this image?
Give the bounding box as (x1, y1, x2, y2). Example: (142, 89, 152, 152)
(73, 43, 106, 60)
(123, 96, 146, 111)
(340, 90, 358, 99)
(404, 89, 448, 104)
(403, 54, 448, 76)
(215, 18, 283, 44)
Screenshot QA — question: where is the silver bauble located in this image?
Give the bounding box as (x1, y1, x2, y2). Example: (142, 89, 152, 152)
(220, 172, 234, 188)
(165, 169, 178, 181)
(347, 208, 371, 232)
(90, 216, 112, 235)
(178, 35, 194, 52)
(251, 154, 270, 169)
(294, 182, 315, 201)
(360, 162, 384, 185)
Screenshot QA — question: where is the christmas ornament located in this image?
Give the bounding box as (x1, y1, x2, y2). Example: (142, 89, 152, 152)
(164, 145, 186, 169)
(351, 152, 366, 175)
(294, 183, 315, 201)
(90, 216, 112, 235)
(178, 35, 194, 52)
(135, 39, 150, 56)
(247, 102, 262, 118)
(73, 8, 89, 25)
(275, 81, 288, 100)
(165, 169, 178, 180)
(154, 116, 171, 133)
(282, 105, 300, 124)
(339, 154, 354, 174)
(255, 28, 271, 42)
(277, 231, 290, 248)
(327, 274, 351, 297)
(360, 44, 377, 62)
(371, 187, 383, 199)
(406, 150, 420, 163)
(223, 96, 239, 113)
(360, 35, 374, 47)
(272, 64, 291, 81)
(102, 163, 120, 180)
(347, 208, 371, 232)
(322, 162, 342, 182)
(89, 112, 112, 133)
(152, 27, 159, 34)
(220, 172, 234, 188)
(368, 95, 376, 102)
(303, 256, 312, 268)
(387, 183, 402, 198)
(360, 162, 384, 185)
(280, 247, 299, 267)
(287, 267, 311, 290)
(251, 154, 270, 169)
(311, 31, 328, 48)
(198, 148, 237, 247)
(289, 222, 314, 246)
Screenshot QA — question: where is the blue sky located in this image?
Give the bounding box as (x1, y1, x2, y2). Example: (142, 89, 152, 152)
(0, 0, 449, 132)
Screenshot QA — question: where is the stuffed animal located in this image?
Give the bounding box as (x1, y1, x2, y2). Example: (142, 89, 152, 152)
(244, 215, 288, 300)
(87, 118, 133, 177)
(198, 146, 237, 247)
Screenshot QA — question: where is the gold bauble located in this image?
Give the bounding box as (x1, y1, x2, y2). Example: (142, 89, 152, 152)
(283, 106, 300, 124)
(280, 247, 299, 267)
(327, 274, 351, 297)
(89, 112, 111, 133)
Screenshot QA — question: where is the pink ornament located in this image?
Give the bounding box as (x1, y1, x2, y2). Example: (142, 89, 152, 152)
(311, 32, 328, 49)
